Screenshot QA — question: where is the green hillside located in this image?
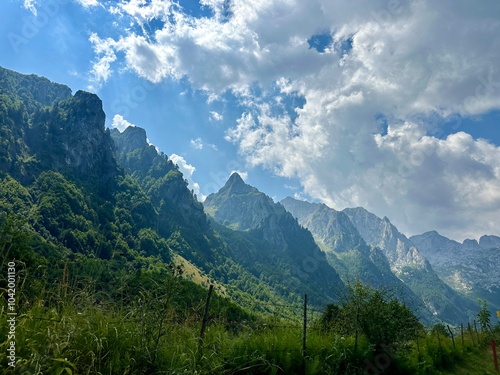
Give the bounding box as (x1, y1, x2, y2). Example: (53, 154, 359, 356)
(1, 66, 498, 374)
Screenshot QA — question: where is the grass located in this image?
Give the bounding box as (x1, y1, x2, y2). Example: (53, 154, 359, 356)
(2, 272, 499, 374)
(433, 347, 498, 375)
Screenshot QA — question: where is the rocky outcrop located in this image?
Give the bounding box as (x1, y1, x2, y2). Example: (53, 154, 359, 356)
(281, 197, 365, 253)
(26, 90, 119, 188)
(204, 173, 346, 304)
(410, 231, 500, 308)
(343, 207, 476, 323)
(111, 125, 208, 233)
(343, 207, 428, 273)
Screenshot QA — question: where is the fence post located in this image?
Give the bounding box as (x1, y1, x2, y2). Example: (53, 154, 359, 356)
(302, 294, 307, 358)
(198, 284, 214, 359)
(436, 330, 442, 350)
(461, 324, 464, 348)
(491, 339, 499, 372)
(468, 322, 475, 345)
(474, 320, 480, 344)
(447, 325, 455, 349)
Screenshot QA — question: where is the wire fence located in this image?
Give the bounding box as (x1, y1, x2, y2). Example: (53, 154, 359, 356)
(13, 283, 500, 366)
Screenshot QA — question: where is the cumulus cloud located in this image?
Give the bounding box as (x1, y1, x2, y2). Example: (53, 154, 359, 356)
(111, 114, 135, 132)
(190, 138, 204, 150)
(209, 111, 223, 122)
(23, 0, 37, 15)
(89, 33, 118, 88)
(89, 0, 500, 240)
(76, 0, 99, 8)
(170, 153, 205, 201)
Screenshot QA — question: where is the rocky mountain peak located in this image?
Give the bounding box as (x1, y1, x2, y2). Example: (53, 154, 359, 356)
(478, 235, 500, 249)
(281, 197, 366, 253)
(221, 172, 255, 195)
(409, 231, 460, 253)
(68, 90, 106, 130)
(204, 174, 275, 232)
(462, 238, 480, 250)
(412, 230, 500, 310)
(111, 126, 148, 153)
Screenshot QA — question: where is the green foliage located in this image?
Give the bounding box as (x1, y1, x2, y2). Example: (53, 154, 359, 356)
(2, 65, 497, 374)
(0, 66, 71, 113)
(321, 281, 422, 353)
(477, 299, 492, 332)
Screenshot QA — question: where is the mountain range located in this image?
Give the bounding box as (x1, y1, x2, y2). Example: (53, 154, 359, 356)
(411, 231, 500, 308)
(1, 65, 497, 324)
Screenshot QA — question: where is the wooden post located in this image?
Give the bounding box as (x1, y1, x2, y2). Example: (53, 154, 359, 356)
(354, 303, 359, 354)
(198, 284, 214, 359)
(468, 322, 475, 345)
(447, 325, 455, 349)
(474, 320, 480, 344)
(491, 339, 499, 372)
(461, 324, 464, 348)
(302, 294, 307, 358)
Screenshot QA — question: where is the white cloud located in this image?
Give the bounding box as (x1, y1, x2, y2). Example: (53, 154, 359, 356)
(170, 153, 195, 176)
(23, 0, 37, 15)
(169, 153, 205, 200)
(111, 114, 135, 132)
(90, 0, 500, 240)
(190, 138, 204, 150)
(76, 0, 99, 8)
(209, 111, 223, 122)
(89, 33, 117, 87)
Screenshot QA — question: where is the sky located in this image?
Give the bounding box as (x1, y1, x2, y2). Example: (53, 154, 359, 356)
(1, 0, 500, 242)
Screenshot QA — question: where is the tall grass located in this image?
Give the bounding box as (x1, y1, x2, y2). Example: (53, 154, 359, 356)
(1, 285, 498, 374)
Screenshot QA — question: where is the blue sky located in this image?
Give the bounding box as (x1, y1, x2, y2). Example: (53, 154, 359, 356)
(1, 0, 500, 241)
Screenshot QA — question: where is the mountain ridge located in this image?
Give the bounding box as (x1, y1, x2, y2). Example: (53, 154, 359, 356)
(204, 174, 346, 306)
(1, 65, 493, 324)
(411, 230, 500, 309)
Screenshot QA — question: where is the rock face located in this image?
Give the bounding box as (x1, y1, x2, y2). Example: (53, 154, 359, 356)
(0, 65, 117, 187)
(281, 197, 364, 253)
(21, 90, 119, 189)
(204, 173, 346, 305)
(281, 197, 428, 323)
(205, 173, 281, 236)
(410, 231, 500, 308)
(57, 91, 117, 179)
(343, 207, 428, 273)
(111, 125, 208, 233)
(340, 207, 476, 323)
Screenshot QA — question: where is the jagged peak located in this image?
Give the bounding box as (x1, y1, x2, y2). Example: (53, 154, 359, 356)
(462, 238, 480, 250)
(343, 206, 371, 216)
(478, 234, 500, 249)
(122, 125, 147, 143)
(220, 172, 256, 195)
(73, 90, 100, 101)
(281, 196, 334, 212)
(111, 125, 153, 154)
(228, 172, 245, 184)
(281, 196, 314, 207)
(416, 230, 453, 241)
